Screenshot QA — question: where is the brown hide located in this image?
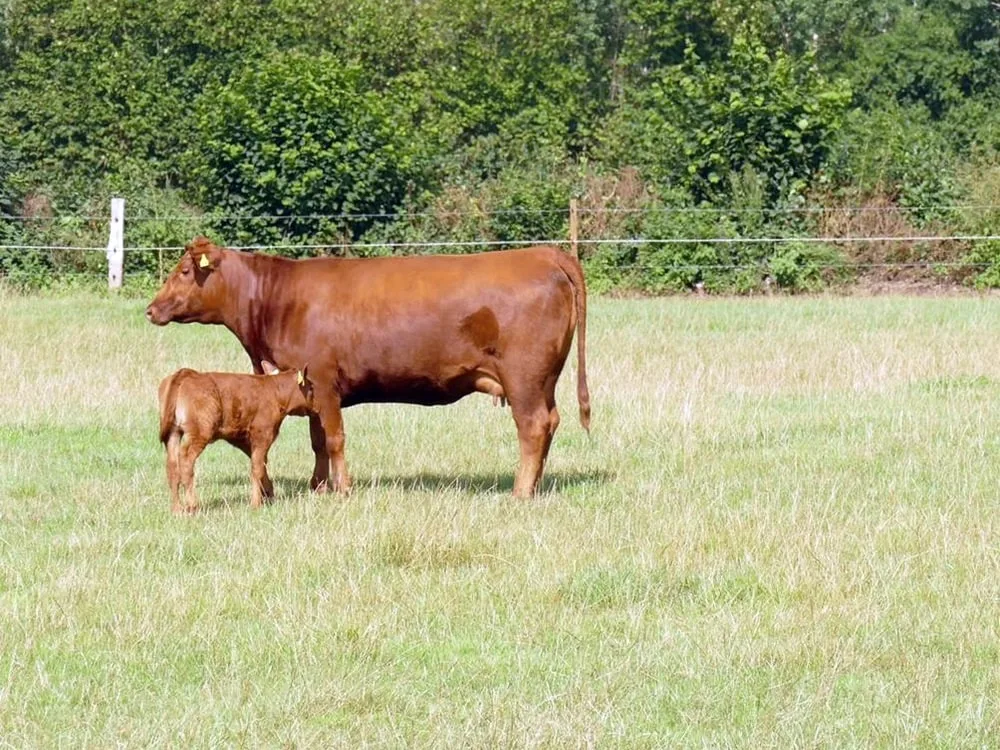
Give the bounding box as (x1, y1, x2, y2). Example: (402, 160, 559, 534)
(147, 236, 591, 497)
(157, 366, 313, 513)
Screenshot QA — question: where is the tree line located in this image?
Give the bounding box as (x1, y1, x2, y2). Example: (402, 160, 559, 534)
(1, 0, 998, 291)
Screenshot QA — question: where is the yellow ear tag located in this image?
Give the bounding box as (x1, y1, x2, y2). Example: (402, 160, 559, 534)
(198, 253, 210, 269)
(297, 370, 305, 386)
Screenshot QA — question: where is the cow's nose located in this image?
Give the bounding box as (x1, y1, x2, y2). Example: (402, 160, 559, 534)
(145, 305, 154, 322)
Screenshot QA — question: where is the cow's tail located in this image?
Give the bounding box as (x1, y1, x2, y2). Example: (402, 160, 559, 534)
(553, 250, 591, 432)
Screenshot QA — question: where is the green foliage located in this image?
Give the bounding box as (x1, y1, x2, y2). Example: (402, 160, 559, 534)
(967, 241, 1000, 288)
(825, 105, 963, 222)
(600, 34, 851, 205)
(419, 0, 611, 150)
(847, 7, 975, 118)
(359, 154, 575, 256)
(767, 241, 848, 292)
(185, 53, 428, 246)
(959, 166, 1000, 287)
(0, 0, 996, 292)
(0, 134, 21, 244)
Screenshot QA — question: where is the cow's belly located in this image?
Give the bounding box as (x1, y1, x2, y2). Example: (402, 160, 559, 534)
(342, 375, 471, 407)
(341, 364, 503, 408)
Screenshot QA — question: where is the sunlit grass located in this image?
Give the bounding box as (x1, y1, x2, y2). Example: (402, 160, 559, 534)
(2, 290, 1000, 746)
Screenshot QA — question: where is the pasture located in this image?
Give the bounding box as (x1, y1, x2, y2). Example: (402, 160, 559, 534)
(2, 288, 1000, 746)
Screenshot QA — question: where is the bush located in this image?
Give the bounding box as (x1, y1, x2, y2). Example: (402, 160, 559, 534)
(598, 34, 851, 206)
(184, 53, 430, 248)
(767, 241, 848, 292)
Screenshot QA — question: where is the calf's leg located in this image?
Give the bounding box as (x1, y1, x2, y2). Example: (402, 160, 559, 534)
(231, 437, 273, 499)
(249, 440, 274, 509)
(179, 437, 207, 514)
(165, 431, 182, 513)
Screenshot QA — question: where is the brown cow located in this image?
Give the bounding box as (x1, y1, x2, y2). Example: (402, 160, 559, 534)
(158, 362, 314, 513)
(147, 237, 590, 498)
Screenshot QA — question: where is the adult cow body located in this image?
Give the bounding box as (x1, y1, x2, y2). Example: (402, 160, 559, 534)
(146, 236, 590, 497)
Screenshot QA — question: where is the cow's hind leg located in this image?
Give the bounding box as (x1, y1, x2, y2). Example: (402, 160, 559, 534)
(317, 397, 351, 494)
(309, 414, 332, 492)
(511, 404, 550, 498)
(540, 373, 560, 467)
(508, 374, 562, 498)
(506, 382, 552, 498)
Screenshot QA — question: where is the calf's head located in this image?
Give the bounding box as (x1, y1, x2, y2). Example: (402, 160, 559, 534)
(146, 236, 227, 326)
(263, 361, 315, 416)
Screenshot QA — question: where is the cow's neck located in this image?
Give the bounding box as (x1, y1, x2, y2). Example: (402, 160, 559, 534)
(218, 250, 277, 357)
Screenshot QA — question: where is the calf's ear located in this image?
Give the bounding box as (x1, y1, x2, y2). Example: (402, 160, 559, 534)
(261, 360, 280, 375)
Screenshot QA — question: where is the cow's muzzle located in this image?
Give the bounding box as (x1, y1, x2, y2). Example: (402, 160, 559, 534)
(145, 304, 168, 326)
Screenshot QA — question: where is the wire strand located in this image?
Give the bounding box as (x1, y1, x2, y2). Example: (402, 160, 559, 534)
(5, 203, 1000, 223)
(4, 232, 1000, 254)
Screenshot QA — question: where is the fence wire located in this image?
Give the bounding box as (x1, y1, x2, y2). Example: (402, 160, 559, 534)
(4, 202, 1000, 224)
(4, 202, 999, 287)
(4, 233, 1000, 255)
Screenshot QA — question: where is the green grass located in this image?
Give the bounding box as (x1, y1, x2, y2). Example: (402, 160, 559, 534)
(2, 289, 1000, 746)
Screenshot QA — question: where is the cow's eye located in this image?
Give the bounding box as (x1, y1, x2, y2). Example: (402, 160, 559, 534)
(181, 267, 192, 277)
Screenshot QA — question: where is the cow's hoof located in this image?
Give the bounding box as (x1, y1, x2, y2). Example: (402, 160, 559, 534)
(310, 478, 331, 493)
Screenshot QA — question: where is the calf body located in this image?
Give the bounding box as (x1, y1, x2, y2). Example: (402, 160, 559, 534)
(157, 365, 312, 513)
(147, 237, 590, 498)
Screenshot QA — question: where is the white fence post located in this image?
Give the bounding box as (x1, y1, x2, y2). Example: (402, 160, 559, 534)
(106, 197, 124, 289)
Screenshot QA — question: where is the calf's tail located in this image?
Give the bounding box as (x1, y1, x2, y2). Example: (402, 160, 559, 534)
(552, 250, 591, 432)
(158, 372, 182, 445)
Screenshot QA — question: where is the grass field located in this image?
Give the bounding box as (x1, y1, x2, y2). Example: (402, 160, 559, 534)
(2, 288, 1000, 747)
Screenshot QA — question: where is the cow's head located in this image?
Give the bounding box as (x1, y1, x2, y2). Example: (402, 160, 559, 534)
(145, 236, 227, 326)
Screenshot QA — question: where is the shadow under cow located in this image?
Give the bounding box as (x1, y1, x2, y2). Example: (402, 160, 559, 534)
(197, 468, 611, 508)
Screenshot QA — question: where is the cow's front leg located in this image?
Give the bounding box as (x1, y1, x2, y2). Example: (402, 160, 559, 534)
(309, 413, 332, 492)
(317, 397, 351, 494)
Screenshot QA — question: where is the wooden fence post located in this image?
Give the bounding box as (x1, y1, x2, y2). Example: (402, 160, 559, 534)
(569, 198, 579, 259)
(106, 197, 124, 290)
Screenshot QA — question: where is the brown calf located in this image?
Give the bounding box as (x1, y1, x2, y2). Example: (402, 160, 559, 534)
(158, 362, 313, 513)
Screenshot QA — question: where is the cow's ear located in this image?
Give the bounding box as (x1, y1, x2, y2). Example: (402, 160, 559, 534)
(261, 360, 280, 376)
(298, 363, 310, 385)
(186, 235, 222, 271)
